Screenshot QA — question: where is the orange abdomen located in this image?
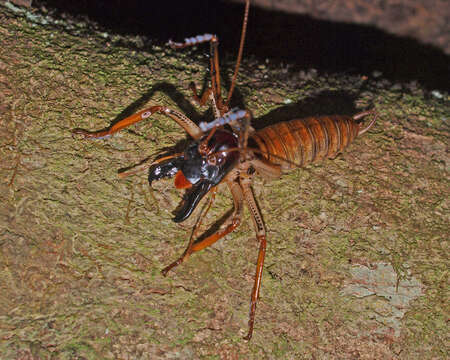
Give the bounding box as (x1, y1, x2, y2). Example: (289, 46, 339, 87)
(250, 115, 360, 170)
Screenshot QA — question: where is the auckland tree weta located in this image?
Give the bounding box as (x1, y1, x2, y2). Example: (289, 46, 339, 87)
(72, 0, 377, 340)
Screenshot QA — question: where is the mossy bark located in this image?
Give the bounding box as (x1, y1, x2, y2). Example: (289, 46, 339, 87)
(0, 4, 448, 359)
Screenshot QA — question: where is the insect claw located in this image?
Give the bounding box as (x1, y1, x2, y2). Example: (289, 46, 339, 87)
(172, 181, 213, 223)
(148, 156, 182, 185)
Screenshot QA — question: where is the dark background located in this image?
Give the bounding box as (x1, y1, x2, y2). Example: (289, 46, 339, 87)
(34, 0, 449, 91)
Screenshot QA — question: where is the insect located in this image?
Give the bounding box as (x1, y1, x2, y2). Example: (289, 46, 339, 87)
(72, 0, 377, 340)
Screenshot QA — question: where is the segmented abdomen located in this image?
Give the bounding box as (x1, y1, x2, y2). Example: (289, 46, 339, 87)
(250, 115, 360, 170)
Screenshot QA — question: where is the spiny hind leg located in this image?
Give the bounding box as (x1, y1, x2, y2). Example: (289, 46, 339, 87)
(241, 178, 267, 341)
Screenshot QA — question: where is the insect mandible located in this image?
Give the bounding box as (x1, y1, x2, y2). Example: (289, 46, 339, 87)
(72, 0, 377, 340)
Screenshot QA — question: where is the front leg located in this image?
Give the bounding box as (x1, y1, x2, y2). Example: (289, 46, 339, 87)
(169, 34, 226, 116)
(72, 105, 203, 140)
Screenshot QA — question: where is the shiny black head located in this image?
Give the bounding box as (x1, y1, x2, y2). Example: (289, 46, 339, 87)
(148, 129, 239, 222)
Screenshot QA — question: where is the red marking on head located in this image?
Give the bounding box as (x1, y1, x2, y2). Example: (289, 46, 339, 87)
(174, 170, 192, 189)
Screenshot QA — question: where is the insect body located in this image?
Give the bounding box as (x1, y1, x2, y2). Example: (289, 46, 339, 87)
(72, 0, 376, 340)
(251, 112, 376, 170)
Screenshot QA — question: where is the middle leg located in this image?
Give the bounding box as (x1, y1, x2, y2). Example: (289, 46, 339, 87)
(72, 105, 203, 140)
(161, 178, 244, 276)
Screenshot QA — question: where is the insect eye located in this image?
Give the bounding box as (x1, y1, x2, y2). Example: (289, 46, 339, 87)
(198, 143, 209, 155)
(207, 154, 217, 166)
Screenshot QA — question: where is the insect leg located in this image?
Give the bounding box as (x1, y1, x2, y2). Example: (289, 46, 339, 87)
(241, 178, 266, 341)
(161, 186, 218, 276)
(353, 109, 378, 136)
(189, 83, 213, 107)
(209, 36, 224, 115)
(249, 158, 282, 180)
(72, 105, 203, 140)
(161, 179, 244, 276)
(168, 34, 224, 117)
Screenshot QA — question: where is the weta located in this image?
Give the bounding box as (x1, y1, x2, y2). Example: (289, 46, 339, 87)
(72, 0, 377, 340)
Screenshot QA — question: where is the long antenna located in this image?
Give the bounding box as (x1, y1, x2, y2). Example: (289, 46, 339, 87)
(225, 0, 250, 106)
